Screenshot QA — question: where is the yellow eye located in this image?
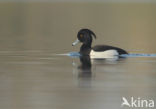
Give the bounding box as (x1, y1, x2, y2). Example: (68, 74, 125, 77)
(80, 34, 83, 38)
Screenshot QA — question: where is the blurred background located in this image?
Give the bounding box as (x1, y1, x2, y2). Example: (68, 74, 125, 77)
(0, 0, 156, 52)
(0, 1, 156, 109)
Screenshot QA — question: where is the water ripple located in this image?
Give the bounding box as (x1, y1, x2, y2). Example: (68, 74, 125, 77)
(120, 53, 156, 58)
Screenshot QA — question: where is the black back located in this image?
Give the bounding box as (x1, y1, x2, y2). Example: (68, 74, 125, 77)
(92, 45, 128, 55)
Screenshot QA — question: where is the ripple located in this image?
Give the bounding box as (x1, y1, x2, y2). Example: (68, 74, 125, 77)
(55, 52, 81, 58)
(120, 53, 156, 58)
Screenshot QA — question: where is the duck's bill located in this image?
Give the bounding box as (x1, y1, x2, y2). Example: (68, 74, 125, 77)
(72, 39, 80, 46)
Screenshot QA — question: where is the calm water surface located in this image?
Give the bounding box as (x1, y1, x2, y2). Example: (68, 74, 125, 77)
(0, 50, 156, 109)
(0, 2, 156, 109)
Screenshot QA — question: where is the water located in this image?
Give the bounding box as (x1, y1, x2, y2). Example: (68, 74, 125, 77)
(0, 2, 156, 109)
(0, 51, 156, 109)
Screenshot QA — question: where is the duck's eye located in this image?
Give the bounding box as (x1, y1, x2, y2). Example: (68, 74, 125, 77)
(80, 34, 83, 38)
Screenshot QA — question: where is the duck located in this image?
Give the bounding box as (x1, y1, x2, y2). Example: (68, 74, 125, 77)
(72, 29, 128, 59)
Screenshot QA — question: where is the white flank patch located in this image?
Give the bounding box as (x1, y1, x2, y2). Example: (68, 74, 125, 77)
(90, 49, 119, 59)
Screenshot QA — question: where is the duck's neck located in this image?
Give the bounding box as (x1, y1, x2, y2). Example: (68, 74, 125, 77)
(80, 44, 91, 56)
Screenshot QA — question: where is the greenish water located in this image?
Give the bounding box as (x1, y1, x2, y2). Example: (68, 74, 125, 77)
(0, 2, 156, 109)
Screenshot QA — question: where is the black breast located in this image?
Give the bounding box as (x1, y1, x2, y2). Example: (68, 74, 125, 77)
(80, 44, 92, 56)
(92, 45, 128, 55)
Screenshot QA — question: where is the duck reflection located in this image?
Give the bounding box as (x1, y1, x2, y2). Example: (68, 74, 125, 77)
(72, 56, 93, 88)
(77, 56, 119, 78)
(72, 54, 124, 87)
(78, 56, 92, 78)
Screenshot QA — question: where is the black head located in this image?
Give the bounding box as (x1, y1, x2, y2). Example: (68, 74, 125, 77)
(72, 29, 96, 46)
(77, 29, 96, 44)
